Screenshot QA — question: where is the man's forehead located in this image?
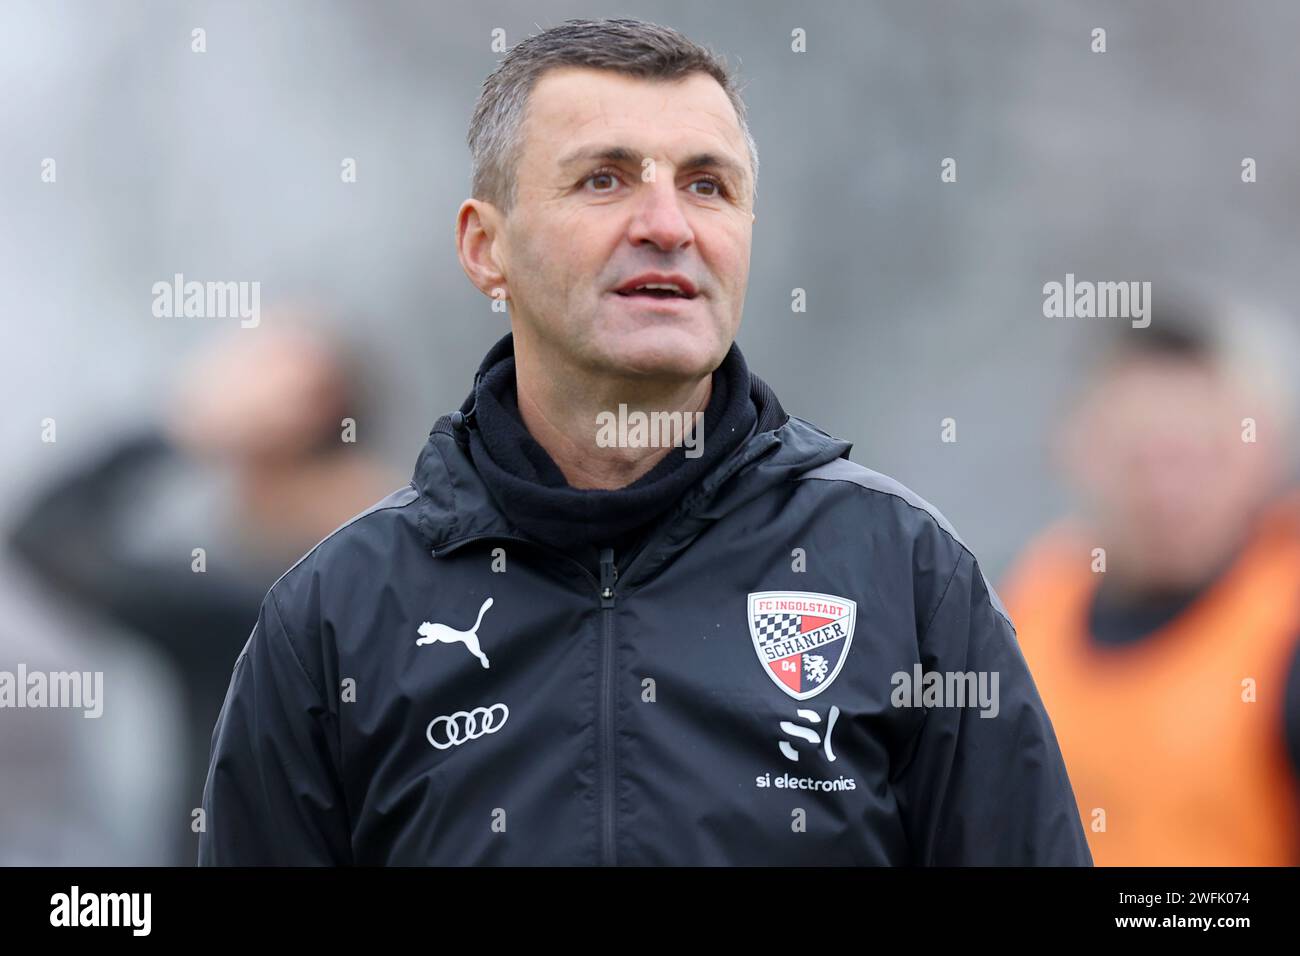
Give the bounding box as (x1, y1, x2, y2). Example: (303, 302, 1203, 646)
(523, 67, 747, 167)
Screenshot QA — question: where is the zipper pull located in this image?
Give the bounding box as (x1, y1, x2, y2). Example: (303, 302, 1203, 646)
(599, 548, 617, 607)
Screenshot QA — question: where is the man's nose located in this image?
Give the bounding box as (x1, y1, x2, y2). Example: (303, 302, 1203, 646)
(626, 178, 694, 252)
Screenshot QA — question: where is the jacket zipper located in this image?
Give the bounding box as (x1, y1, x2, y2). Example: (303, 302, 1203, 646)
(598, 547, 617, 866)
(433, 533, 621, 865)
(425, 429, 791, 864)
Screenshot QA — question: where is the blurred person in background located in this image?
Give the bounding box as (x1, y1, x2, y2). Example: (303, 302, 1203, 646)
(6, 315, 398, 863)
(1000, 305, 1300, 865)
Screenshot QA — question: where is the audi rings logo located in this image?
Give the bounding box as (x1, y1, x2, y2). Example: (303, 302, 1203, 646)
(426, 703, 510, 750)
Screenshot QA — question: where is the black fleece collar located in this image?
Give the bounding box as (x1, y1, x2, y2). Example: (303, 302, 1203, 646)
(453, 332, 783, 562)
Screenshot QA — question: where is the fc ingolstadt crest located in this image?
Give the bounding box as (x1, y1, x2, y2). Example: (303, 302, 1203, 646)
(748, 591, 857, 700)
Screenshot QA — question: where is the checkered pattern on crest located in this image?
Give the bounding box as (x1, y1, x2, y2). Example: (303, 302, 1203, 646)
(753, 612, 801, 644)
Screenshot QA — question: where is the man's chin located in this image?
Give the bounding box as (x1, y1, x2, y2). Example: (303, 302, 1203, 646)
(587, 326, 727, 382)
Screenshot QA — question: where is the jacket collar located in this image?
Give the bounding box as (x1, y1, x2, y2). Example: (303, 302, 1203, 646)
(461, 332, 763, 556)
(411, 350, 850, 581)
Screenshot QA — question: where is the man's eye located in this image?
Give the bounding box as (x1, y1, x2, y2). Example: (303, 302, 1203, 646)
(584, 170, 621, 192)
(689, 177, 725, 198)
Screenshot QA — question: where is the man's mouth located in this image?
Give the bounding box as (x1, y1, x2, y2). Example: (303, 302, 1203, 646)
(616, 286, 691, 299)
(612, 274, 700, 300)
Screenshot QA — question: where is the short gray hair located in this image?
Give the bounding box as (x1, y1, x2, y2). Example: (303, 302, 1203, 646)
(467, 18, 759, 213)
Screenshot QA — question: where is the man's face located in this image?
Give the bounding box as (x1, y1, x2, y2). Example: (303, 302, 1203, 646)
(492, 67, 755, 382)
(1065, 357, 1280, 590)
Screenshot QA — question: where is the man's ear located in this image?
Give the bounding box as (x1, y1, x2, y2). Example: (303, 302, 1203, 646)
(456, 198, 509, 302)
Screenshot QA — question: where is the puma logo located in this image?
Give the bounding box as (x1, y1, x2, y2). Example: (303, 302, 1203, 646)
(416, 597, 494, 669)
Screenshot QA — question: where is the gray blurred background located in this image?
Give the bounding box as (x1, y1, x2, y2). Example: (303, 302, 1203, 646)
(2, 0, 1299, 863)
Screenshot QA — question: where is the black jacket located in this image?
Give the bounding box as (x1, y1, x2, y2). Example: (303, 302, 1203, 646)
(199, 364, 1092, 866)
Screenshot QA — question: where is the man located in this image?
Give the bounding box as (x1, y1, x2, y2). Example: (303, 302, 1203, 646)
(1001, 313, 1300, 865)
(200, 18, 1090, 865)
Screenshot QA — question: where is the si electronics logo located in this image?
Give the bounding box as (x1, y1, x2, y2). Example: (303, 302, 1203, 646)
(748, 591, 856, 700)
